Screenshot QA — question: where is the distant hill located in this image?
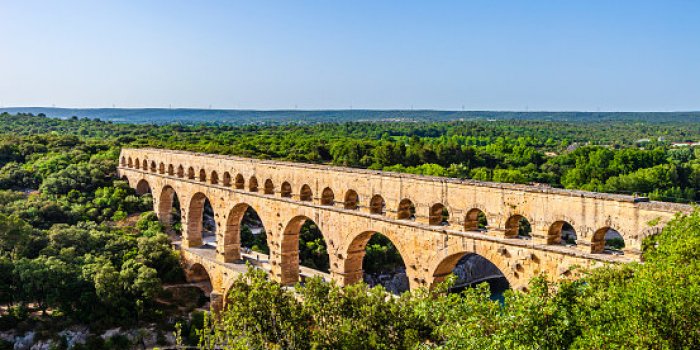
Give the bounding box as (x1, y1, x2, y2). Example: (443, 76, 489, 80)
(1, 107, 699, 125)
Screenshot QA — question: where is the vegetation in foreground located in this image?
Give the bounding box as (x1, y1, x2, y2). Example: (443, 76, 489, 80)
(198, 209, 700, 349)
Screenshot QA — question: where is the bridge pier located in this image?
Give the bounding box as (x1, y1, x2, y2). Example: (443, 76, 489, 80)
(210, 292, 224, 313)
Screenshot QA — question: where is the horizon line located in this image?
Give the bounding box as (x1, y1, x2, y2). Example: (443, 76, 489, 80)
(2, 106, 699, 114)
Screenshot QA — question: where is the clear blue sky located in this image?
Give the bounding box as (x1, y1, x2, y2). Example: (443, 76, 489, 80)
(1, 0, 698, 111)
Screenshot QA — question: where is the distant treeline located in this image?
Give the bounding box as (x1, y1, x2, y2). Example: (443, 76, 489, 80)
(1, 112, 700, 203)
(2, 107, 700, 125)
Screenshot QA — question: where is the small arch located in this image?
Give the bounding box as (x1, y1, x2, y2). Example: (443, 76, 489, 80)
(158, 162, 165, 174)
(150, 161, 157, 172)
(135, 179, 151, 195)
(142, 159, 148, 170)
(249, 176, 259, 192)
(127, 157, 133, 168)
(464, 208, 488, 231)
(300, 184, 313, 202)
(120, 156, 126, 166)
(505, 214, 532, 238)
(199, 169, 207, 182)
(167, 164, 174, 176)
(187, 167, 195, 180)
(397, 198, 416, 220)
(321, 187, 335, 205)
(135, 158, 141, 169)
(235, 174, 245, 189)
(120, 175, 129, 182)
(223, 172, 231, 187)
(592, 227, 625, 254)
(280, 182, 292, 198)
(369, 195, 386, 215)
(177, 165, 184, 178)
(344, 189, 359, 210)
(548, 221, 577, 246)
(210, 171, 219, 185)
(264, 179, 275, 195)
(429, 203, 449, 226)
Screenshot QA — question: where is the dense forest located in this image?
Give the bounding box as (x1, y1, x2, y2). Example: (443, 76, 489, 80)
(3, 112, 700, 202)
(0, 112, 699, 349)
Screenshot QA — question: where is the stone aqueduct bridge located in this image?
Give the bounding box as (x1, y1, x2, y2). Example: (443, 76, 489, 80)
(118, 148, 690, 305)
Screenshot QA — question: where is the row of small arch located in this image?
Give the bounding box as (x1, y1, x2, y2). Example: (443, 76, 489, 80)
(124, 156, 625, 254)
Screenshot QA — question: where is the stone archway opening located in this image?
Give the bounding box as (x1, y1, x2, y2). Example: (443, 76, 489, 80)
(158, 162, 165, 174)
(321, 187, 335, 205)
(167, 164, 174, 176)
(464, 208, 488, 231)
(240, 207, 269, 255)
(592, 227, 625, 255)
(210, 171, 219, 185)
(344, 190, 359, 210)
(177, 165, 184, 178)
(135, 158, 141, 169)
(199, 169, 207, 182)
(264, 179, 274, 195)
(158, 186, 182, 238)
(186, 193, 216, 248)
(235, 174, 245, 189)
(397, 199, 416, 221)
(345, 231, 408, 295)
(369, 195, 386, 215)
(505, 214, 532, 239)
(300, 184, 313, 202)
(549, 221, 577, 246)
(248, 176, 259, 192)
(127, 157, 133, 167)
(280, 216, 331, 285)
(429, 203, 449, 226)
(185, 263, 214, 310)
(135, 179, 151, 195)
(222, 203, 269, 263)
(432, 253, 510, 300)
(150, 161, 157, 172)
(187, 167, 195, 180)
(281, 182, 292, 198)
(223, 172, 231, 187)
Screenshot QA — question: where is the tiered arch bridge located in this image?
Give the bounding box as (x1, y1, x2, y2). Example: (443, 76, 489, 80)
(118, 148, 690, 309)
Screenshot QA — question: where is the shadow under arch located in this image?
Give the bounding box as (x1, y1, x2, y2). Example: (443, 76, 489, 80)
(136, 179, 151, 195)
(592, 226, 625, 254)
(222, 202, 271, 262)
(430, 252, 511, 297)
(343, 231, 410, 295)
(279, 215, 331, 285)
(548, 220, 577, 246)
(158, 185, 182, 236)
(184, 263, 215, 309)
(186, 192, 216, 248)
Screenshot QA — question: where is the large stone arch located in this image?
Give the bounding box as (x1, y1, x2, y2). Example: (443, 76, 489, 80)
(136, 179, 151, 195)
(158, 185, 180, 229)
(337, 230, 416, 290)
(279, 215, 333, 285)
(219, 202, 272, 263)
(184, 192, 212, 248)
